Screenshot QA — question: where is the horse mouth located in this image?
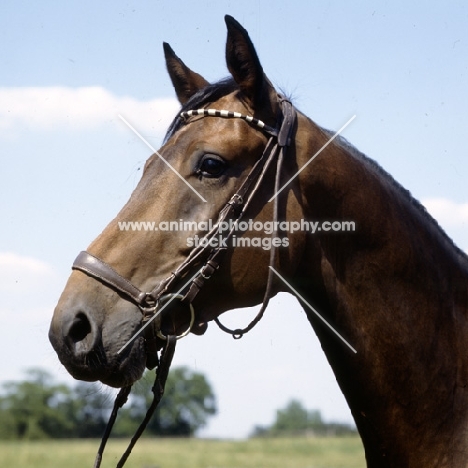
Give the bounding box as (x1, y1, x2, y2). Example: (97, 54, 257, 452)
(56, 334, 147, 388)
(106, 337, 147, 387)
(49, 303, 148, 389)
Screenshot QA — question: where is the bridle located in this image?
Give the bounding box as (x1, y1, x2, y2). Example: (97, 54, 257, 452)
(73, 95, 296, 344)
(72, 95, 297, 467)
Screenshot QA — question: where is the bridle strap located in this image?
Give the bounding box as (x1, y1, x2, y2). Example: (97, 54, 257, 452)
(92, 335, 176, 468)
(181, 108, 278, 137)
(174, 98, 297, 312)
(180, 134, 280, 304)
(116, 335, 176, 468)
(143, 134, 279, 304)
(73, 251, 151, 308)
(214, 98, 295, 337)
(214, 142, 286, 338)
(92, 385, 131, 468)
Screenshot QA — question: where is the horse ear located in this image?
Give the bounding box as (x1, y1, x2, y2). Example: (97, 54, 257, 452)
(224, 15, 275, 108)
(163, 42, 209, 104)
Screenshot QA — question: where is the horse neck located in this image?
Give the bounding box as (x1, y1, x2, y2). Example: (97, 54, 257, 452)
(290, 114, 468, 466)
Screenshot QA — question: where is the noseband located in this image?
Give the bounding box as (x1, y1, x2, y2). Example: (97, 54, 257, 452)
(72, 95, 297, 468)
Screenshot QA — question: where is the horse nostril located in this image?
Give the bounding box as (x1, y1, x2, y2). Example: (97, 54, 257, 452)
(63, 310, 99, 358)
(68, 312, 92, 343)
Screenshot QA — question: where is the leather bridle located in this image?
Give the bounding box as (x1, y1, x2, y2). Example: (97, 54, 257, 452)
(73, 96, 296, 348)
(72, 95, 297, 468)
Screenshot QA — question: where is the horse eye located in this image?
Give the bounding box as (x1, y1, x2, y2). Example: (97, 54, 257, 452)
(198, 156, 226, 177)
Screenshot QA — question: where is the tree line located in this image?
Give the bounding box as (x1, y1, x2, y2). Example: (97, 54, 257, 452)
(0, 369, 356, 440)
(0, 367, 216, 440)
(251, 399, 357, 438)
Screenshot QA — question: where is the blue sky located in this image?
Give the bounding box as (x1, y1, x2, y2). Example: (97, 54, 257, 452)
(1, 1, 467, 438)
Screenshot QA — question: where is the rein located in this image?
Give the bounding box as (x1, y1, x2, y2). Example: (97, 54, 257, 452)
(71, 96, 297, 467)
(93, 335, 176, 468)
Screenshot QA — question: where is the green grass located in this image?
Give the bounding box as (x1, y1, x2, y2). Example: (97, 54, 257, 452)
(0, 437, 365, 468)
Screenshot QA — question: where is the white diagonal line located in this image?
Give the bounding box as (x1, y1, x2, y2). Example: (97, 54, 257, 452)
(117, 269, 202, 355)
(268, 115, 356, 202)
(118, 114, 207, 202)
(269, 266, 357, 354)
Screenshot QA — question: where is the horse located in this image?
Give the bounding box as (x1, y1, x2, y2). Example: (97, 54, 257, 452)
(49, 15, 468, 467)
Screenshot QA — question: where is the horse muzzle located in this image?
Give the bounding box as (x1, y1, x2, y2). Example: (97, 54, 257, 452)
(49, 273, 148, 387)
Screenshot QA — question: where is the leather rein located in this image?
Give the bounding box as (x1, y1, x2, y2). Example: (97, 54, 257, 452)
(72, 96, 296, 468)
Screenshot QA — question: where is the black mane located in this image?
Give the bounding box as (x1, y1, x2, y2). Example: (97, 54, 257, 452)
(330, 131, 468, 263)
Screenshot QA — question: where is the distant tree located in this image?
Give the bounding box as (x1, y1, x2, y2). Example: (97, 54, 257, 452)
(72, 382, 114, 438)
(0, 366, 216, 439)
(120, 366, 217, 437)
(271, 399, 315, 436)
(0, 368, 76, 439)
(251, 399, 356, 438)
(274, 399, 307, 434)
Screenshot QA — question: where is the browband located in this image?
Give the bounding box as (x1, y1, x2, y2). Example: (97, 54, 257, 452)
(180, 108, 278, 137)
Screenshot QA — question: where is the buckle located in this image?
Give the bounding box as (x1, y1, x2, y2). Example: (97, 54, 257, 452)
(155, 294, 195, 341)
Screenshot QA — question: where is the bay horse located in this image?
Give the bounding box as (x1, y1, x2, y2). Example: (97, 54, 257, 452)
(49, 15, 468, 467)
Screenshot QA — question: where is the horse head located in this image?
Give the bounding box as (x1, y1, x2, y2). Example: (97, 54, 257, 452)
(49, 16, 306, 388)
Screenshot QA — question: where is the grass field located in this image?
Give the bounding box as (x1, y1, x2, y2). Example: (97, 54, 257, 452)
(0, 437, 365, 467)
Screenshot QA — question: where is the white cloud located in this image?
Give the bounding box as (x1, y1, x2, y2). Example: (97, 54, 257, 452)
(0, 252, 62, 325)
(0, 251, 56, 293)
(422, 197, 468, 228)
(0, 86, 180, 136)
